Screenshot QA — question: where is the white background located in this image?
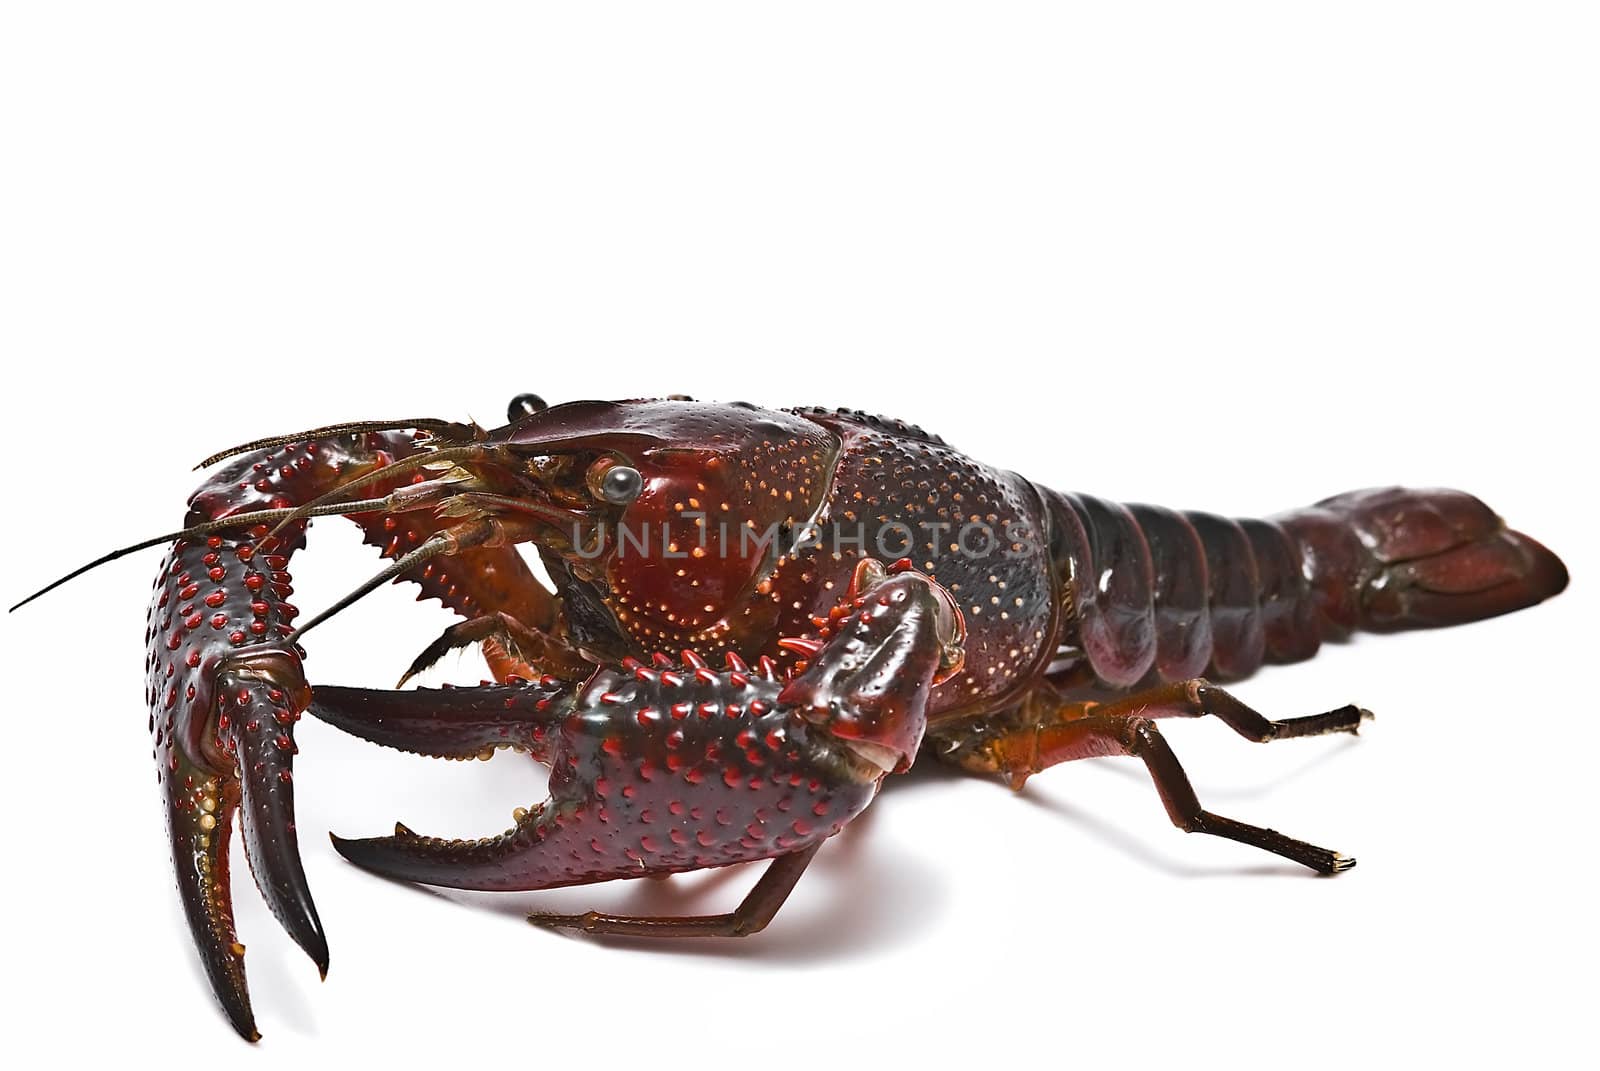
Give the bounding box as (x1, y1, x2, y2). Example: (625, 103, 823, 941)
(3, 3, 1595, 1067)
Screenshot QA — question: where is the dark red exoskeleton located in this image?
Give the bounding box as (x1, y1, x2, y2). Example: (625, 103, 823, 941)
(13, 396, 1568, 1039)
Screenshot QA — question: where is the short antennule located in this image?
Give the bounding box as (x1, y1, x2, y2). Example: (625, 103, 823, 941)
(261, 445, 497, 544)
(194, 418, 480, 470)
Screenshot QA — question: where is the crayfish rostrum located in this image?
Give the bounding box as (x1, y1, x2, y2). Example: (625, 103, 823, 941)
(12, 395, 1568, 1039)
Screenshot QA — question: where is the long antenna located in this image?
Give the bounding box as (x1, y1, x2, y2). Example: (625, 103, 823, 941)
(7, 497, 393, 613)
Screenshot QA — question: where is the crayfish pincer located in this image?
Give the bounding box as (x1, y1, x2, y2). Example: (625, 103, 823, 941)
(11, 397, 1568, 1039)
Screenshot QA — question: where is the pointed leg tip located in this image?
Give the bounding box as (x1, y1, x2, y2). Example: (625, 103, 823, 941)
(1334, 706, 1375, 735)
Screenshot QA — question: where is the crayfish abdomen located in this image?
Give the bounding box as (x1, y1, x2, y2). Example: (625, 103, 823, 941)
(1034, 484, 1568, 691)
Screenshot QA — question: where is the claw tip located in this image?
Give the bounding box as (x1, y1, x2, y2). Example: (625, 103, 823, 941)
(308, 937, 330, 981)
(224, 1005, 261, 1043)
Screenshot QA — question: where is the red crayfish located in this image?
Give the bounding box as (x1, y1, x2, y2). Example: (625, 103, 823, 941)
(12, 395, 1569, 1040)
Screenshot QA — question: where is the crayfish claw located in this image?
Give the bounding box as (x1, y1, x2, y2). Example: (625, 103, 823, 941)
(310, 681, 563, 761)
(160, 657, 327, 1039)
(164, 746, 259, 1041)
(223, 668, 329, 979)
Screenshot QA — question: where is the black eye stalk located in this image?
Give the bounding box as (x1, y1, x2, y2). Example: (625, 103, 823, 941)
(507, 393, 548, 422)
(599, 465, 643, 505)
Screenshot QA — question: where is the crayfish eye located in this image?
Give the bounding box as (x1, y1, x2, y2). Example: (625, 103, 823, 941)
(507, 393, 548, 422)
(589, 460, 643, 505)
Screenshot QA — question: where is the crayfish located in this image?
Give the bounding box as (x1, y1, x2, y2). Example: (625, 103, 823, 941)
(12, 395, 1569, 1040)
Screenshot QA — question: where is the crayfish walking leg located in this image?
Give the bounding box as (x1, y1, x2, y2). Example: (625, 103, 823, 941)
(1087, 678, 1372, 743)
(933, 685, 1362, 873)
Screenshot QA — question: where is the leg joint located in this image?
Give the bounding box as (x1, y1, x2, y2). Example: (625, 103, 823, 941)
(1118, 715, 1160, 755)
